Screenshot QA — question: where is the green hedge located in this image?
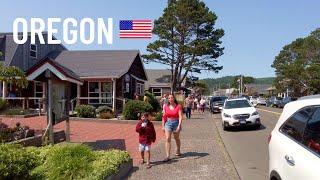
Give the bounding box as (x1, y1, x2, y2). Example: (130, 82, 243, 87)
(0, 144, 40, 179)
(144, 91, 160, 112)
(155, 111, 163, 121)
(123, 100, 153, 120)
(0, 143, 131, 180)
(33, 144, 95, 180)
(75, 105, 96, 118)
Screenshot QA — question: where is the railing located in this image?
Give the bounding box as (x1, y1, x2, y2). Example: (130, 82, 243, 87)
(3, 97, 45, 116)
(115, 97, 129, 113)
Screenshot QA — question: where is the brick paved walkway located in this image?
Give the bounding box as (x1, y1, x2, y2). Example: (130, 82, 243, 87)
(1, 116, 164, 165)
(127, 112, 240, 180)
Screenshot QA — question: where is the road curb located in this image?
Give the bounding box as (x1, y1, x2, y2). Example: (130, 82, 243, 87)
(209, 113, 241, 180)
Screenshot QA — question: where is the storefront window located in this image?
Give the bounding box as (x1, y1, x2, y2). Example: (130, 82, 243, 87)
(152, 88, 162, 97)
(88, 82, 99, 104)
(34, 82, 43, 106)
(88, 81, 112, 105)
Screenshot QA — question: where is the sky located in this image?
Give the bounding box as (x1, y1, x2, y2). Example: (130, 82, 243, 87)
(1, 0, 320, 79)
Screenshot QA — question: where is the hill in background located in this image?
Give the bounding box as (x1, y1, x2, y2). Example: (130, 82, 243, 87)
(199, 76, 275, 91)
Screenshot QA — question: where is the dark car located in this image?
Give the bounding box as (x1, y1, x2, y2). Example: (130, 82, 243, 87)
(267, 96, 283, 107)
(210, 96, 228, 113)
(278, 97, 297, 108)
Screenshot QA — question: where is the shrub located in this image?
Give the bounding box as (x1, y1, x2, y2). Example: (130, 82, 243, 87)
(145, 91, 160, 112)
(0, 143, 40, 179)
(29, 144, 131, 180)
(123, 100, 153, 120)
(89, 149, 130, 179)
(35, 144, 95, 180)
(0, 143, 131, 180)
(0, 99, 7, 111)
(96, 106, 113, 114)
(0, 123, 13, 142)
(99, 111, 114, 119)
(0, 123, 35, 142)
(75, 105, 96, 118)
(4, 108, 31, 115)
(155, 111, 163, 121)
(96, 106, 114, 119)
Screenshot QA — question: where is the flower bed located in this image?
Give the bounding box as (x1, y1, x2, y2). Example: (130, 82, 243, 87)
(0, 108, 40, 118)
(0, 143, 131, 180)
(0, 122, 35, 142)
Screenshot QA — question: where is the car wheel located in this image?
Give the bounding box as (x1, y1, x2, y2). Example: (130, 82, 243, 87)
(222, 121, 225, 129)
(255, 124, 261, 130)
(222, 121, 228, 131)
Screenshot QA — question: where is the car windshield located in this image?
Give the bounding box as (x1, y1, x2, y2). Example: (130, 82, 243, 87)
(224, 100, 252, 109)
(212, 96, 227, 102)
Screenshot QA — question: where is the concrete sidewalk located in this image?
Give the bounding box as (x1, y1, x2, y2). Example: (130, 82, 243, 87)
(127, 112, 240, 180)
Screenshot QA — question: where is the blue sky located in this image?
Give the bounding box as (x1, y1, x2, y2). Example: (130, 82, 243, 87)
(1, 0, 320, 79)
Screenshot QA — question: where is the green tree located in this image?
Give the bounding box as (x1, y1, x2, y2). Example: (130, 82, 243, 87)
(0, 63, 28, 89)
(143, 0, 224, 93)
(231, 75, 254, 89)
(193, 81, 209, 95)
(272, 28, 320, 96)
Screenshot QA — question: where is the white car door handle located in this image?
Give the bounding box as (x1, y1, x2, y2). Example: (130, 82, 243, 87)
(285, 155, 295, 166)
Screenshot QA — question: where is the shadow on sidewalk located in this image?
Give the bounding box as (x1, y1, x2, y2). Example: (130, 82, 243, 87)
(149, 151, 210, 166)
(84, 139, 126, 151)
(180, 151, 209, 159)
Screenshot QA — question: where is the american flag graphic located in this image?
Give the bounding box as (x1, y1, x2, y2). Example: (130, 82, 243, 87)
(119, 20, 152, 38)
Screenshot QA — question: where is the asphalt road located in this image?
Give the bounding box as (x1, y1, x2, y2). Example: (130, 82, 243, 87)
(212, 107, 282, 180)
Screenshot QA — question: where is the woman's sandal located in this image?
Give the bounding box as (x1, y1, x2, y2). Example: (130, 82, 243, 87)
(175, 153, 182, 157)
(146, 164, 152, 169)
(162, 157, 171, 162)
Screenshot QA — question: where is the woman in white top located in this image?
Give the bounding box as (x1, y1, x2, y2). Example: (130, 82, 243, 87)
(200, 97, 206, 114)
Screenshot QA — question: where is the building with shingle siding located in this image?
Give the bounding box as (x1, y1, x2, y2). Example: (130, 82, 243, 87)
(0, 33, 148, 112)
(145, 69, 172, 97)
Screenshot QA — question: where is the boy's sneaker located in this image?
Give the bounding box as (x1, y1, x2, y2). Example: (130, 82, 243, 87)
(146, 164, 151, 169)
(140, 159, 145, 164)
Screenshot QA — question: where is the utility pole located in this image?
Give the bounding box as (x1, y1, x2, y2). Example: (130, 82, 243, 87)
(241, 75, 243, 95)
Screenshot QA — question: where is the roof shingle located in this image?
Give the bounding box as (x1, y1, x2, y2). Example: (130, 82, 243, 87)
(48, 50, 140, 78)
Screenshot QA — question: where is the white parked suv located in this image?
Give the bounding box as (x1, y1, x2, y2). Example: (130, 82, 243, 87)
(269, 95, 320, 180)
(221, 98, 261, 130)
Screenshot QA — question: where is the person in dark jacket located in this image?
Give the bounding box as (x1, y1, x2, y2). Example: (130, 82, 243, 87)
(136, 112, 156, 169)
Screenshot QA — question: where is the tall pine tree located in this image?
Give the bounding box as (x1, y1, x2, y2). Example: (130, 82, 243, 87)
(143, 0, 224, 92)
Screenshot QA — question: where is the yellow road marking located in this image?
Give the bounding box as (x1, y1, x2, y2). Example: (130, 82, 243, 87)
(257, 108, 281, 116)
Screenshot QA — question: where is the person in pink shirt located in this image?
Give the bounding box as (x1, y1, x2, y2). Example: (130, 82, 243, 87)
(162, 94, 183, 162)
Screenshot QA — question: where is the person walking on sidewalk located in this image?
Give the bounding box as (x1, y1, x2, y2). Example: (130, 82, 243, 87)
(200, 96, 206, 114)
(193, 96, 198, 113)
(162, 94, 183, 162)
(184, 94, 193, 119)
(160, 94, 168, 109)
(136, 112, 156, 169)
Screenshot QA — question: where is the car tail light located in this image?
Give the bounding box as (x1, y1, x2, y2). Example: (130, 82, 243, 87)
(268, 134, 272, 144)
